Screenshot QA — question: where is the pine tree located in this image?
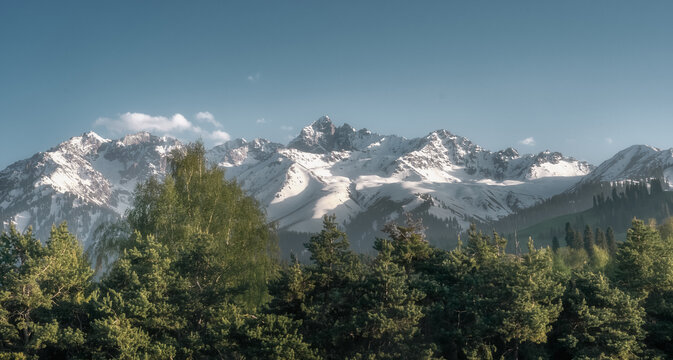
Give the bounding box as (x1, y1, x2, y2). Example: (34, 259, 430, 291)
(551, 236, 560, 253)
(299, 215, 364, 358)
(554, 271, 645, 359)
(91, 232, 182, 358)
(614, 218, 673, 356)
(498, 239, 564, 359)
(380, 214, 433, 273)
(348, 239, 434, 359)
(0, 223, 94, 358)
(207, 305, 319, 359)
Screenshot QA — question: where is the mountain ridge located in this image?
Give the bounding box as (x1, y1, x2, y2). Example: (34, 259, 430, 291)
(1, 116, 669, 253)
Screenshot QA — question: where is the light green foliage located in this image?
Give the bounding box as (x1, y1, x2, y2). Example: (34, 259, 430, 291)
(658, 216, 673, 241)
(552, 245, 611, 275)
(126, 142, 277, 306)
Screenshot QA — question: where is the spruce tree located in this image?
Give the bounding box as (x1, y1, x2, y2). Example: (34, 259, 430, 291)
(595, 228, 607, 249)
(551, 236, 559, 252)
(606, 226, 617, 254)
(583, 225, 595, 258)
(573, 230, 583, 251)
(564, 222, 575, 249)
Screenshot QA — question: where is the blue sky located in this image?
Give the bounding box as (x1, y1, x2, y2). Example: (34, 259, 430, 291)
(2, 1, 673, 168)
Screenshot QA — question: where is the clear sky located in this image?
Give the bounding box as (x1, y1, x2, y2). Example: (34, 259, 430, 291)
(2, 0, 673, 169)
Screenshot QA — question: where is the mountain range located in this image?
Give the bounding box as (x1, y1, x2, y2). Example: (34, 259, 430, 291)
(1, 116, 672, 254)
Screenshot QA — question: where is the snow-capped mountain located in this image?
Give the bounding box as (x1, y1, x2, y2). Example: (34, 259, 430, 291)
(0, 132, 180, 243)
(0, 115, 601, 250)
(209, 116, 592, 239)
(575, 145, 673, 189)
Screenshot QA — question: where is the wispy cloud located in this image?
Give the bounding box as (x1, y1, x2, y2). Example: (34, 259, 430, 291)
(94, 112, 230, 145)
(280, 125, 293, 131)
(519, 137, 535, 146)
(256, 118, 267, 124)
(195, 111, 222, 128)
(247, 72, 261, 82)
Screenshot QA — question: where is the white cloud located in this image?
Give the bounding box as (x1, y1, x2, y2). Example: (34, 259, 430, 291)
(95, 112, 193, 134)
(208, 130, 231, 145)
(256, 118, 267, 124)
(247, 72, 261, 82)
(94, 112, 231, 146)
(605, 137, 613, 144)
(519, 137, 535, 146)
(280, 125, 293, 131)
(195, 111, 222, 128)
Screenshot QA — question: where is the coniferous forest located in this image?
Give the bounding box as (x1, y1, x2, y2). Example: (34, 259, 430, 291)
(2, 144, 673, 360)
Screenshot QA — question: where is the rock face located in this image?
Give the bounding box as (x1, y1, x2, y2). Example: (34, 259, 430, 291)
(0, 116, 620, 251)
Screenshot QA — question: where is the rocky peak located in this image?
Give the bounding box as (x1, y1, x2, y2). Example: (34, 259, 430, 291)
(288, 116, 357, 153)
(532, 150, 565, 164)
(52, 131, 109, 156)
(119, 131, 155, 146)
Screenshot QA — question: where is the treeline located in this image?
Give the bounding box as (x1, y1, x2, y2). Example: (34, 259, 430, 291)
(491, 182, 603, 235)
(512, 178, 673, 248)
(590, 178, 673, 230)
(1, 145, 673, 359)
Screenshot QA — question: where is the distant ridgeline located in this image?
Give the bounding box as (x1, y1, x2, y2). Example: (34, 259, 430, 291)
(279, 177, 673, 260)
(499, 178, 673, 249)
